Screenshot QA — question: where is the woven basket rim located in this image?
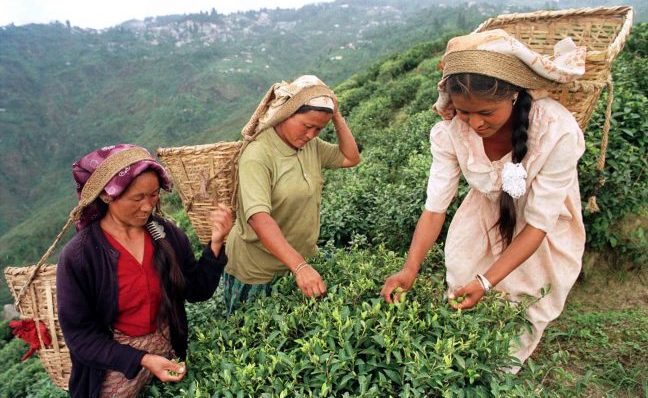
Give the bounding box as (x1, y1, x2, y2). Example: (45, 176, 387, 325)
(474, 6, 634, 62)
(157, 140, 242, 154)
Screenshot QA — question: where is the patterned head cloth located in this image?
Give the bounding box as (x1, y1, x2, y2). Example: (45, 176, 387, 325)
(433, 29, 586, 116)
(255, 75, 335, 133)
(72, 144, 172, 229)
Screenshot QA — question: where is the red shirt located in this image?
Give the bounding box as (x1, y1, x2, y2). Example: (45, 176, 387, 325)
(104, 230, 161, 336)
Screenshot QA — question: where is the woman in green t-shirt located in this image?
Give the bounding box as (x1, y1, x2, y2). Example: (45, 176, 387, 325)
(224, 75, 360, 313)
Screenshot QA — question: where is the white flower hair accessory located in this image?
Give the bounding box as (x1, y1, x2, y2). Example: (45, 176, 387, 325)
(502, 162, 527, 199)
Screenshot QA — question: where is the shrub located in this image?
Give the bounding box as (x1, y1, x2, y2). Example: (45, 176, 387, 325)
(0, 320, 13, 343)
(146, 246, 551, 397)
(0, 338, 66, 398)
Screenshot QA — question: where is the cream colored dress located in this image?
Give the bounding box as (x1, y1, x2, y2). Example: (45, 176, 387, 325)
(425, 97, 586, 362)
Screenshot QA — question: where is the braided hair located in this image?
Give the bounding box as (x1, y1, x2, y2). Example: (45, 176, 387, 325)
(446, 73, 532, 247)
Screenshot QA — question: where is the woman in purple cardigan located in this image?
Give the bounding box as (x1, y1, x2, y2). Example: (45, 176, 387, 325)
(56, 144, 232, 398)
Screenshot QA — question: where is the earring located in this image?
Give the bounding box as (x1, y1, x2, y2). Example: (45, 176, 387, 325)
(100, 195, 112, 204)
(512, 94, 519, 106)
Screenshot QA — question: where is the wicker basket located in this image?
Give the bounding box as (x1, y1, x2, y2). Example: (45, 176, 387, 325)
(4, 265, 70, 391)
(474, 6, 633, 131)
(156, 82, 280, 244)
(157, 141, 243, 244)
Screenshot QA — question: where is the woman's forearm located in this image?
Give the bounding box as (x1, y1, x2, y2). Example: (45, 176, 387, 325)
(403, 210, 446, 274)
(248, 212, 305, 272)
(332, 112, 360, 167)
(484, 224, 546, 286)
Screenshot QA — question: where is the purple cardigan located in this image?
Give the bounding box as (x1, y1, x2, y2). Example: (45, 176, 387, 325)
(56, 216, 226, 398)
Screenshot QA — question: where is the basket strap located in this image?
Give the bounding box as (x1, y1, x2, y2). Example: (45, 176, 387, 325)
(224, 83, 280, 210)
(229, 141, 248, 210)
(241, 83, 281, 142)
(13, 210, 77, 308)
(586, 77, 614, 213)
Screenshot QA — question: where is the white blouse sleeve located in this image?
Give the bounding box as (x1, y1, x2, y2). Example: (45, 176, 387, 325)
(425, 122, 461, 213)
(524, 128, 584, 232)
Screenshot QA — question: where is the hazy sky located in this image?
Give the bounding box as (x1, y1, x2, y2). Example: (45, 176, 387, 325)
(0, 0, 334, 29)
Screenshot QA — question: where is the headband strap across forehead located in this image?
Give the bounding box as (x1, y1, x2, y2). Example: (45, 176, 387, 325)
(433, 29, 586, 117)
(442, 50, 558, 90)
(256, 85, 335, 133)
(78, 147, 152, 207)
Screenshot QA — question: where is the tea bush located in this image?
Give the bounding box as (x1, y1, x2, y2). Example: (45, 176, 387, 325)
(578, 23, 648, 266)
(0, 337, 65, 398)
(149, 246, 548, 397)
(0, 320, 12, 345)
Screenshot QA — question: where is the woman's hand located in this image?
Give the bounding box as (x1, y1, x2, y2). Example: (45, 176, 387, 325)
(141, 354, 186, 383)
(210, 204, 233, 255)
(448, 279, 485, 310)
(332, 93, 340, 115)
(380, 268, 418, 304)
(294, 264, 327, 298)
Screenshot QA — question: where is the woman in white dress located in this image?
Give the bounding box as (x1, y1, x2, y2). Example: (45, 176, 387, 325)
(381, 29, 587, 364)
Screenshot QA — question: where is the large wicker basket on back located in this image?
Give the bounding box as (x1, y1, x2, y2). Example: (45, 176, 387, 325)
(157, 141, 243, 244)
(157, 84, 279, 244)
(475, 6, 633, 133)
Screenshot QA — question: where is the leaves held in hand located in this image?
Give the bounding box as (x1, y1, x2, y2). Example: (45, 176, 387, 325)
(166, 358, 185, 377)
(393, 286, 408, 303)
(450, 295, 465, 307)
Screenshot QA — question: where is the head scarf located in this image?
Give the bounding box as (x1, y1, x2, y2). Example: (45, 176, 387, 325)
(72, 144, 172, 229)
(254, 75, 335, 134)
(433, 29, 586, 116)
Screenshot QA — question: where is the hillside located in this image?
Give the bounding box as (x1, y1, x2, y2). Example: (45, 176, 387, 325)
(0, 1, 510, 287)
(2, 0, 646, 271)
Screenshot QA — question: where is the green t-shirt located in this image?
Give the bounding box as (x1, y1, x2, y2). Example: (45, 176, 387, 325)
(225, 127, 345, 283)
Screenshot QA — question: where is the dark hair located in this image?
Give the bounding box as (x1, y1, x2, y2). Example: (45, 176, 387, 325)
(143, 171, 186, 343)
(295, 104, 334, 114)
(151, 232, 186, 344)
(446, 73, 532, 247)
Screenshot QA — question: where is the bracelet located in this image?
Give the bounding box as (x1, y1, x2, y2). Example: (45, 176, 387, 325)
(293, 261, 310, 274)
(475, 274, 492, 293)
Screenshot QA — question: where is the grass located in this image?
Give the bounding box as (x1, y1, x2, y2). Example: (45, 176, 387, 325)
(524, 263, 648, 397)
